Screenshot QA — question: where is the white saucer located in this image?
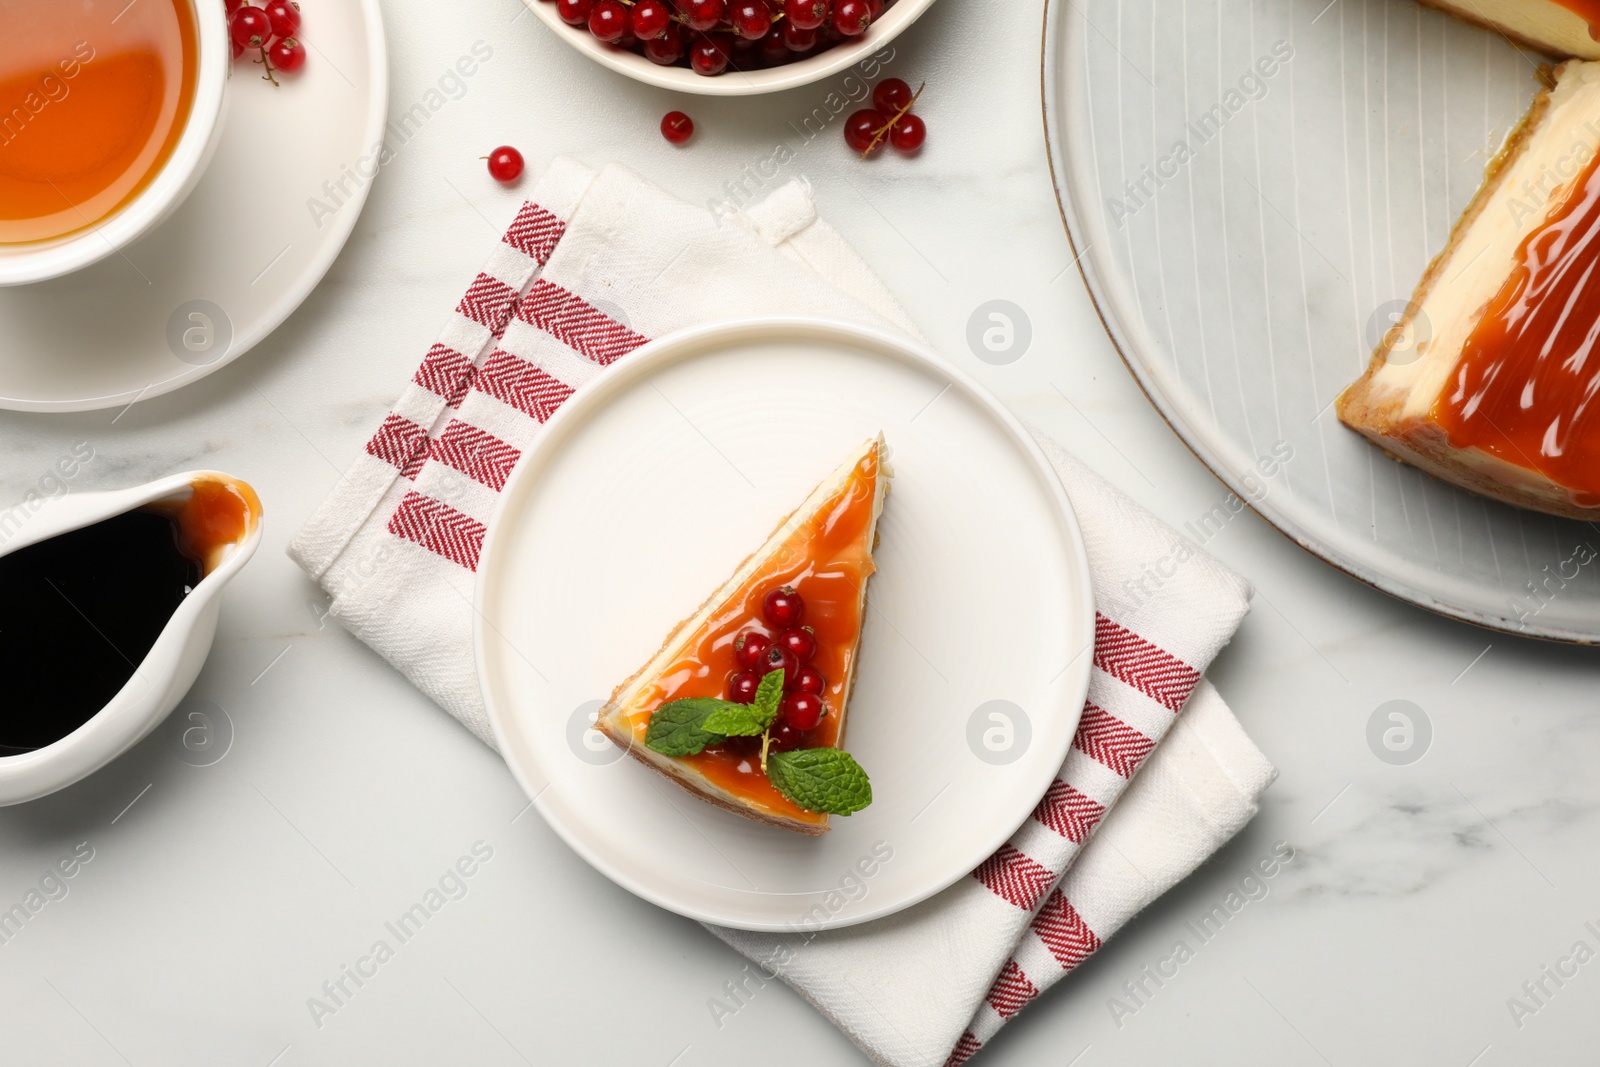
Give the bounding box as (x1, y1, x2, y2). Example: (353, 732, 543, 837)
(476, 319, 1095, 932)
(0, 0, 387, 412)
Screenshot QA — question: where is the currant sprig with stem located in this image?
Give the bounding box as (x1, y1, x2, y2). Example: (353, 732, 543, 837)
(860, 80, 924, 159)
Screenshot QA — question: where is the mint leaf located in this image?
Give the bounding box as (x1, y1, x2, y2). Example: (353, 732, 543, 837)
(752, 669, 784, 724)
(701, 704, 767, 737)
(766, 748, 873, 815)
(645, 699, 733, 756)
(703, 670, 785, 737)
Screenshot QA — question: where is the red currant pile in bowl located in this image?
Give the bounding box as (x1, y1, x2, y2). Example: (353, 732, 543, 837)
(522, 0, 939, 95)
(723, 586, 830, 755)
(225, 0, 307, 85)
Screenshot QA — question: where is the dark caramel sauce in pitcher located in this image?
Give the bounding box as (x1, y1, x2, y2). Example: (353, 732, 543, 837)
(0, 480, 254, 755)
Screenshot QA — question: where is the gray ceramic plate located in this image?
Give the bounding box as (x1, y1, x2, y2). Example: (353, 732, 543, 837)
(1043, 0, 1600, 641)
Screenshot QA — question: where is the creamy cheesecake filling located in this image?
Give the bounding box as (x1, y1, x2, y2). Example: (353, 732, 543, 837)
(1364, 63, 1600, 428)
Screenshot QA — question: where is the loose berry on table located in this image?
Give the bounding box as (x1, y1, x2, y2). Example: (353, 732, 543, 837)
(889, 112, 925, 153)
(263, 0, 301, 37)
(268, 37, 306, 74)
(844, 108, 888, 155)
(486, 146, 525, 183)
(661, 110, 695, 144)
(873, 76, 913, 114)
(229, 6, 272, 49)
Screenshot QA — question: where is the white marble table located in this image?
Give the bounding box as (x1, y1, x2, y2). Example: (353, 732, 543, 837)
(3, 1, 1598, 1064)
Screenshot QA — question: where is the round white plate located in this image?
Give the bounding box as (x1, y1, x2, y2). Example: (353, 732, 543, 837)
(0, 0, 387, 412)
(1044, 0, 1600, 641)
(476, 319, 1094, 931)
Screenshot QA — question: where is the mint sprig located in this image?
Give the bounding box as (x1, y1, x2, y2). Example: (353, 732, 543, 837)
(642, 667, 873, 819)
(766, 748, 873, 815)
(703, 669, 784, 737)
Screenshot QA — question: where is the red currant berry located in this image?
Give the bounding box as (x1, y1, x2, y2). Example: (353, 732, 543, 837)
(588, 0, 628, 42)
(661, 110, 694, 145)
(727, 670, 761, 703)
(689, 36, 730, 75)
(785, 0, 828, 30)
(723, 734, 761, 758)
(889, 112, 925, 153)
(557, 0, 593, 25)
(768, 722, 805, 753)
(865, 0, 884, 17)
(630, 0, 671, 39)
(844, 108, 887, 155)
(264, 0, 301, 37)
(833, 0, 871, 35)
(642, 23, 684, 63)
(730, 1, 772, 38)
(781, 22, 817, 50)
(734, 631, 771, 670)
(761, 644, 799, 681)
(268, 37, 306, 73)
(793, 665, 826, 694)
(225, 0, 247, 12)
(873, 77, 913, 115)
(775, 627, 817, 663)
(759, 31, 791, 64)
(229, 7, 272, 48)
(232, 37, 245, 59)
(486, 146, 525, 183)
(685, 0, 726, 31)
(762, 586, 804, 628)
(781, 692, 824, 731)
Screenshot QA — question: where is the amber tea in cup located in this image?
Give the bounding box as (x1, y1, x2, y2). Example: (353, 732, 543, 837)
(0, 0, 198, 245)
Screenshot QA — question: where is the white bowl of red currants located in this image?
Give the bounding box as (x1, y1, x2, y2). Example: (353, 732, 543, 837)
(520, 0, 939, 95)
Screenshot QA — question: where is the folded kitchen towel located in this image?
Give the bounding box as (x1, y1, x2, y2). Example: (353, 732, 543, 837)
(288, 159, 1277, 1067)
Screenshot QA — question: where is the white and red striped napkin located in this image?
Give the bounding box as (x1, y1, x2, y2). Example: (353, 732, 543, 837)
(289, 159, 1276, 1067)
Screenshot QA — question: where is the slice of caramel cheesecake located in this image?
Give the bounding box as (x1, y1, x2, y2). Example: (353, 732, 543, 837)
(1339, 59, 1600, 518)
(596, 438, 887, 835)
(1419, 0, 1600, 59)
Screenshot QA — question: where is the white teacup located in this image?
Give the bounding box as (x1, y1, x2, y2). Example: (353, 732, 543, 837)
(0, 0, 231, 286)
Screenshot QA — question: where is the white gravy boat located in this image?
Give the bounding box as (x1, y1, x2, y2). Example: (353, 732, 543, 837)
(0, 471, 262, 804)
